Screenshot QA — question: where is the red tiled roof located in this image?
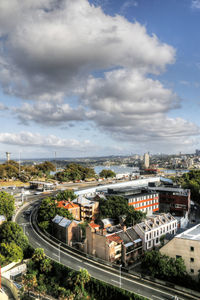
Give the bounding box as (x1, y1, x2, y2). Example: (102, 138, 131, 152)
(89, 222, 100, 228)
(107, 234, 123, 243)
(57, 201, 79, 210)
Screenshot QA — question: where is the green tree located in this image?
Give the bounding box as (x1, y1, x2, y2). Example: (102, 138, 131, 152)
(0, 191, 15, 220)
(77, 268, 91, 293)
(142, 250, 186, 281)
(99, 195, 145, 224)
(38, 196, 73, 231)
(0, 242, 23, 262)
(0, 221, 29, 251)
(36, 161, 56, 173)
(125, 207, 144, 226)
(56, 190, 77, 201)
(55, 163, 96, 182)
(32, 248, 46, 262)
(36, 274, 47, 298)
(22, 274, 37, 296)
(99, 169, 116, 178)
(40, 258, 52, 273)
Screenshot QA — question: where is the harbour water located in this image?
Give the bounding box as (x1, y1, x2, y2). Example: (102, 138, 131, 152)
(94, 165, 139, 175)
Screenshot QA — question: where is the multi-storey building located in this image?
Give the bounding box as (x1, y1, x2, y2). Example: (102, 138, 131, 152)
(148, 186, 190, 217)
(85, 222, 143, 266)
(107, 187, 159, 215)
(72, 196, 99, 221)
(134, 213, 177, 250)
(57, 200, 80, 220)
(160, 224, 200, 279)
(144, 153, 150, 168)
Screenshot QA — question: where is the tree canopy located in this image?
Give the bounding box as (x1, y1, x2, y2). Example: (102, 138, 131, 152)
(99, 169, 116, 178)
(0, 191, 15, 220)
(173, 170, 200, 202)
(38, 193, 73, 232)
(0, 242, 23, 263)
(99, 195, 144, 225)
(56, 190, 76, 201)
(0, 221, 29, 251)
(55, 163, 96, 182)
(142, 250, 186, 281)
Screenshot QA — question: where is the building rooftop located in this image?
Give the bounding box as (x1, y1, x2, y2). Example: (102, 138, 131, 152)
(52, 214, 63, 224)
(52, 215, 75, 228)
(57, 200, 79, 210)
(89, 222, 100, 229)
(73, 196, 94, 207)
(148, 186, 190, 195)
(135, 213, 176, 232)
(106, 233, 123, 244)
(59, 218, 72, 228)
(176, 223, 200, 241)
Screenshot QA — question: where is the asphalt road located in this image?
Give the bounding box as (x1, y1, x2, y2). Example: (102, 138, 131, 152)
(15, 200, 200, 300)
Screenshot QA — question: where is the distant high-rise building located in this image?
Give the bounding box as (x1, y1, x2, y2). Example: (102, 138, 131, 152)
(196, 149, 200, 156)
(144, 153, 150, 168)
(6, 152, 11, 162)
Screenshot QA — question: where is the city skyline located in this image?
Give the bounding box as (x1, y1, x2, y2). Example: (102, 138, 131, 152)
(0, 0, 200, 158)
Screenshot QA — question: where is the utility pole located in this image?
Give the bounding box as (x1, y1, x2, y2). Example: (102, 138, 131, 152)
(19, 151, 21, 175)
(119, 264, 122, 288)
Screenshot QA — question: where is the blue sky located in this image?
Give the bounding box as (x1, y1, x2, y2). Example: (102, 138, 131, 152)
(0, 0, 200, 159)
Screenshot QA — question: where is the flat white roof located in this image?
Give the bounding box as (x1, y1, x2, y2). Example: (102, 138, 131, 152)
(176, 223, 200, 241)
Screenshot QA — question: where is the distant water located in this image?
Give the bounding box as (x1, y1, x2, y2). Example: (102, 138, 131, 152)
(94, 165, 139, 175)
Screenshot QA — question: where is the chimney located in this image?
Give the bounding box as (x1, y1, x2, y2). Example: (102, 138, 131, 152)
(123, 225, 127, 232)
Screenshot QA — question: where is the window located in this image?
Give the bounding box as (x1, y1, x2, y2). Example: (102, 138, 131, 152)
(190, 258, 194, 262)
(190, 269, 194, 273)
(176, 255, 182, 259)
(190, 246, 194, 252)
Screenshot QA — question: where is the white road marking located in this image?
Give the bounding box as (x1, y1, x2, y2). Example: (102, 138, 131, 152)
(29, 209, 197, 300)
(111, 280, 119, 284)
(35, 242, 40, 246)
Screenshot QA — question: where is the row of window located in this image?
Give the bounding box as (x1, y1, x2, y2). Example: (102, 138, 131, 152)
(133, 200, 158, 208)
(146, 230, 176, 247)
(128, 194, 158, 202)
(133, 199, 158, 207)
(138, 205, 159, 213)
(145, 223, 177, 240)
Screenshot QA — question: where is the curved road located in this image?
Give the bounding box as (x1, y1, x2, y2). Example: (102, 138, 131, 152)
(15, 199, 199, 300)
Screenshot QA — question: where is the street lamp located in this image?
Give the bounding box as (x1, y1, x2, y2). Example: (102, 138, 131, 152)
(119, 264, 122, 288)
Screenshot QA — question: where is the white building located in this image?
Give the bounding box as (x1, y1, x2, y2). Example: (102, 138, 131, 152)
(144, 153, 150, 168)
(160, 224, 200, 279)
(134, 213, 177, 250)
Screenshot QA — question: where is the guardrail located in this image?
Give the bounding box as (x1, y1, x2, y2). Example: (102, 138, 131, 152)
(31, 208, 128, 275)
(29, 206, 200, 300)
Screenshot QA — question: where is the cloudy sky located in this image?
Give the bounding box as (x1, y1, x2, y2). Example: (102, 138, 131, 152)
(0, 0, 200, 159)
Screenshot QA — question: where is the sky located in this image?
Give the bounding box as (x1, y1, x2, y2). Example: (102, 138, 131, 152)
(0, 0, 200, 159)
